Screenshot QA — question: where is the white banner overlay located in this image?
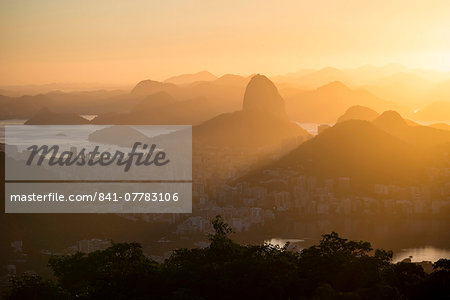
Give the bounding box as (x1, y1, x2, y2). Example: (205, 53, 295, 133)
(4, 125, 192, 213)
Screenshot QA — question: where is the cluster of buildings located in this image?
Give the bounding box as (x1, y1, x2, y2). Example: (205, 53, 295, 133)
(62, 238, 111, 255)
(39, 238, 111, 256)
(172, 160, 450, 234)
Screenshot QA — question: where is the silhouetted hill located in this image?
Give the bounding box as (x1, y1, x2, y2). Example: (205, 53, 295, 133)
(0, 90, 129, 120)
(244, 120, 427, 190)
(0, 75, 250, 121)
(194, 75, 310, 148)
(242, 74, 285, 118)
(113, 76, 250, 118)
(286, 81, 406, 123)
(164, 71, 217, 85)
(373, 110, 408, 129)
(336, 105, 379, 123)
(0, 94, 56, 119)
(93, 75, 254, 125)
(25, 108, 90, 125)
(194, 110, 308, 148)
(131, 80, 179, 97)
(373, 111, 450, 148)
(0, 83, 130, 97)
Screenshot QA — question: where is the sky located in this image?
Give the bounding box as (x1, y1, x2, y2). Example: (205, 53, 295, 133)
(1, 0, 450, 85)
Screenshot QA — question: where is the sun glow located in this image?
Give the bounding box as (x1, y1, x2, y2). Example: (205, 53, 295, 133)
(1, 0, 450, 84)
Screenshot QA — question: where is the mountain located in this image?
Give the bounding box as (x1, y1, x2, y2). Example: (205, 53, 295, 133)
(130, 80, 179, 97)
(243, 120, 427, 190)
(373, 111, 450, 148)
(93, 74, 252, 125)
(194, 110, 307, 148)
(372, 110, 408, 129)
(0, 83, 130, 97)
(25, 108, 90, 125)
(0, 90, 130, 120)
(414, 101, 450, 122)
(193, 75, 311, 148)
(125, 75, 249, 114)
(286, 81, 407, 123)
(336, 105, 379, 123)
(242, 74, 286, 118)
(164, 71, 217, 85)
(0, 74, 249, 121)
(0, 94, 56, 119)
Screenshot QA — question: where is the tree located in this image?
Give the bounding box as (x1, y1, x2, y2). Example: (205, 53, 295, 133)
(4, 217, 450, 299)
(48, 242, 158, 299)
(4, 273, 65, 300)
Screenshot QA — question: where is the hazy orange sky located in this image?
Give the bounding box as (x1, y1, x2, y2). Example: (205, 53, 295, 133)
(1, 0, 450, 85)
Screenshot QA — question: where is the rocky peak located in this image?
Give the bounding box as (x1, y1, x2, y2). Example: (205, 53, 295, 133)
(242, 74, 285, 118)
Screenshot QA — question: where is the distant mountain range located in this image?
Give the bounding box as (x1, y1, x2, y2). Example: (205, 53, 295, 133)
(0, 75, 249, 122)
(285, 81, 411, 123)
(336, 105, 379, 123)
(19, 75, 311, 151)
(0, 90, 126, 119)
(164, 71, 217, 85)
(2, 65, 450, 125)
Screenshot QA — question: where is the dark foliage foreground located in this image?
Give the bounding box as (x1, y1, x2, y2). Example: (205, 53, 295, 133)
(3, 216, 450, 300)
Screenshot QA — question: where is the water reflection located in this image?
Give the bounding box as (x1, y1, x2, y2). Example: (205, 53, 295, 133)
(265, 238, 450, 263)
(263, 218, 450, 263)
(392, 247, 450, 263)
(266, 238, 305, 248)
